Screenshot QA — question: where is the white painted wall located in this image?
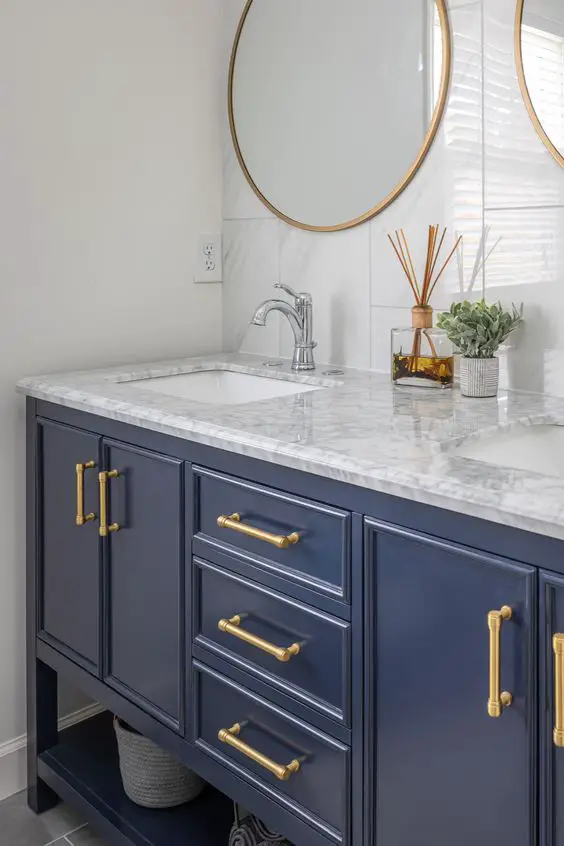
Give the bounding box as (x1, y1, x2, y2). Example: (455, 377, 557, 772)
(0, 0, 224, 797)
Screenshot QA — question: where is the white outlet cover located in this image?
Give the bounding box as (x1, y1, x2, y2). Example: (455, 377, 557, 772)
(195, 233, 222, 283)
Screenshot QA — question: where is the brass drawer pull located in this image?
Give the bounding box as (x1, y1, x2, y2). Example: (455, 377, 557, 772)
(99, 470, 120, 537)
(217, 513, 300, 550)
(218, 615, 301, 663)
(218, 723, 301, 781)
(554, 634, 564, 747)
(487, 605, 513, 717)
(75, 461, 96, 526)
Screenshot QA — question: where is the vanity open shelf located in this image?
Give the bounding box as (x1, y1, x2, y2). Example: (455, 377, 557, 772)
(38, 712, 234, 846)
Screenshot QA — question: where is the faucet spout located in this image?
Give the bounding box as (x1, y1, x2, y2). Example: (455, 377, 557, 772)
(252, 299, 303, 341)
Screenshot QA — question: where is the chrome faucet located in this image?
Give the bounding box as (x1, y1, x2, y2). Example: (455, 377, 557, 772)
(251, 283, 317, 371)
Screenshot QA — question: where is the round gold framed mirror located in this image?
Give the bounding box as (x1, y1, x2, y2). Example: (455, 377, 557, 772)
(515, 0, 564, 169)
(228, 0, 453, 232)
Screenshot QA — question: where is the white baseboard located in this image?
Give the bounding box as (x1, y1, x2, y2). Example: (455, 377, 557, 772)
(0, 703, 105, 803)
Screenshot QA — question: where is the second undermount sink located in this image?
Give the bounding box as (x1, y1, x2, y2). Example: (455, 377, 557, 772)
(453, 424, 564, 478)
(126, 369, 328, 405)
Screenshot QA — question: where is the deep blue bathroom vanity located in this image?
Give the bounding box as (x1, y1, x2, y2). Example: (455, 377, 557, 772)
(21, 357, 564, 846)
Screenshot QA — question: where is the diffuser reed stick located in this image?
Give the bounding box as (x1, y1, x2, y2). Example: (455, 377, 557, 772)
(387, 226, 462, 309)
(388, 224, 462, 308)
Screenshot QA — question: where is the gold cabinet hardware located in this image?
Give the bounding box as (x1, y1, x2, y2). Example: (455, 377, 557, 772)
(218, 615, 301, 663)
(99, 470, 120, 537)
(218, 723, 301, 781)
(487, 605, 513, 717)
(75, 461, 96, 526)
(554, 634, 564, 747)
(216, 513, 300, 550)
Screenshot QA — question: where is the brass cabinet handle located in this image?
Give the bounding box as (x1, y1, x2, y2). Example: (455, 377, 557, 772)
(99, 470, 120, 537)
(75, 461, 96, 526)
(218, 723, 301, 782)
(217, 513, 300, 550)
(218, 615, 301, 663)
(487, 605, 513, 717)
(554, 634, 564, 747)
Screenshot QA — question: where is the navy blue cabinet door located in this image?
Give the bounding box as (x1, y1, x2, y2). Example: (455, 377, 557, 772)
(367, 521, 536, 846)
(103, 440, 184, 730)
(540, 570, 564, 846)
(38, 420, 101, 671)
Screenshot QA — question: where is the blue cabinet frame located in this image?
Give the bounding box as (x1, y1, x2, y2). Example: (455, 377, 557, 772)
(25, 396, 564, 846)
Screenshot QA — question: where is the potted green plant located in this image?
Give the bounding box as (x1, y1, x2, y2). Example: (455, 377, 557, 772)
(437, 300, 523, 397)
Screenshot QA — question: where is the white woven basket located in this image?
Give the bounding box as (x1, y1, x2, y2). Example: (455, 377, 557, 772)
(459, 357, 499, 398)
(114, 717, 205, 809)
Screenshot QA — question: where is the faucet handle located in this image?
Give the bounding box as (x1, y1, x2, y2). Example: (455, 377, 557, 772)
(274, 281, 300, 300)
(273, 282, 311, 305)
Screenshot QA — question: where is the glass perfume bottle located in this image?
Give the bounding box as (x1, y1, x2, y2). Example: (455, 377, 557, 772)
(391, 306, 454, 389)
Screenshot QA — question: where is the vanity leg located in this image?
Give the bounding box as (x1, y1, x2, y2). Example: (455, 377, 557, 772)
(27, 659, 58, 814)
(27, 398, 58, 814)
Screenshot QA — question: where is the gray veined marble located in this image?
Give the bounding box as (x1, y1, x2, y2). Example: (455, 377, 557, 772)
(17, 352, 564, 541)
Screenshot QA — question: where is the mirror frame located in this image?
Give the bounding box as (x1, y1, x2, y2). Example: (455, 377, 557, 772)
(228, 0, 453, 232)
(515, 0, 564, 169)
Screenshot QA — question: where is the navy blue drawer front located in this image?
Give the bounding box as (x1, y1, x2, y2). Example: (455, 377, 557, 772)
(194, 467, 350, 601)
(193, 662, 349, 843)
(194, 559, 351, 725)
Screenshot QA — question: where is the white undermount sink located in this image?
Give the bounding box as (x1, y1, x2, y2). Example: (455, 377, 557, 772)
(453, 424, 564, 478)
(126, 369, 328, 405)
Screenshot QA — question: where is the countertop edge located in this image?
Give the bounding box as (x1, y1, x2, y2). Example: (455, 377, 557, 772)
(20, 383, 564, 544)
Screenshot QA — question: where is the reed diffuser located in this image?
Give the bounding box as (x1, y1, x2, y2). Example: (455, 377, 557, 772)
(388, 226, 461, 389)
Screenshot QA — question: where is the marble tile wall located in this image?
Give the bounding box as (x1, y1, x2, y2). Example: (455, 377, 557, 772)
(222, 0, 564, 395)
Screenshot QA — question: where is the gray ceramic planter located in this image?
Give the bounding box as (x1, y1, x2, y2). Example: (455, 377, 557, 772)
(459, 357, 499, 398)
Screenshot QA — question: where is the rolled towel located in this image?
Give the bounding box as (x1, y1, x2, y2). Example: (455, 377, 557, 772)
(229, 818, 262, 846)
(254, 817, 290, 844)
(229, 815, 292, 846)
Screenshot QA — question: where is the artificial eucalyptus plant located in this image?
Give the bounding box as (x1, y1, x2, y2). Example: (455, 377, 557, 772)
(437, 300, 523, 359)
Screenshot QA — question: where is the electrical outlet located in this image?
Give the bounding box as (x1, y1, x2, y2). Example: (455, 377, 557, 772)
(195, 234, 222, 283)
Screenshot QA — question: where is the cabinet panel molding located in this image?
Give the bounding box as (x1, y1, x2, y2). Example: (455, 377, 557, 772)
(37, 419, 102, 673)
(365, 519, 537, 846)
(102, 439, 185, 731)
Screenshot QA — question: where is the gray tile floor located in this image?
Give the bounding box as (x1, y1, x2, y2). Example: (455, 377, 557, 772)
(0, 791, 107, 846)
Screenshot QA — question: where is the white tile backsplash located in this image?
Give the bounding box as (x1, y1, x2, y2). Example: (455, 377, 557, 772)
(223, 127, 276, 222)
(486, 205, 564, 393)
(279, 223, 371, 369)
(370, 307, 412, 373)
(222, 218, 281, 357)
(222, 0, 564, 395)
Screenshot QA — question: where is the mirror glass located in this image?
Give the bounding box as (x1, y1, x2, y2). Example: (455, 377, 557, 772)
(518, 0, 564, 165)
(229, 0, 451, 232)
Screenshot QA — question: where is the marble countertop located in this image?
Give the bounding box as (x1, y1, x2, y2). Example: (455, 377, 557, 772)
(17, 353, 564, 541)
